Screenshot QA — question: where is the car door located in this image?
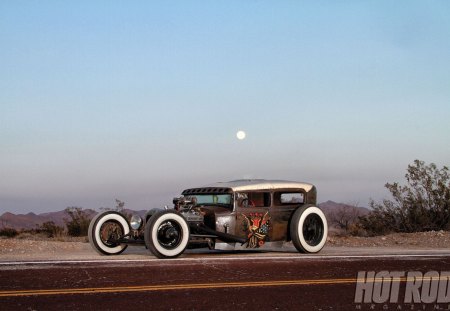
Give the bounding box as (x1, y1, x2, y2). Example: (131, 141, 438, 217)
(270, 190, 306, 241)
(235, 191, 271, 248)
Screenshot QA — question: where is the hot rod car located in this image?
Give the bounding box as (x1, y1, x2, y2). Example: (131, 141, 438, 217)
(88, 179, 328, 258)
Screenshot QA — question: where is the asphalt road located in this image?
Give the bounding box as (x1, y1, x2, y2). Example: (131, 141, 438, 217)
(1, 251, 450, 311)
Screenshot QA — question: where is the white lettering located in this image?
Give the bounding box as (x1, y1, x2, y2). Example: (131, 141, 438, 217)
(405, 271, 423, 303)
(373, 271, 392, 303)
(390, 271, 406, 303)
(437, 272, 450, 303)
(421, 271, 439, 303)
(355, 271, 376, 303)
(354, 271, 450, 307)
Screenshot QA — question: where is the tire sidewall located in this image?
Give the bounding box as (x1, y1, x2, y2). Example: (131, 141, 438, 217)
(290, 206, 328, 253)
(88, 211, 130, 255)
(145, 210, 189, 258)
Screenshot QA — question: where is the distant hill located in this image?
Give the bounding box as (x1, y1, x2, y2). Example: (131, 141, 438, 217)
(0, 209, 146, 230)
(1, 212, 50, 230)
(1, 201, 370, 230)
(318, 201, 370, 230)
(318, 200, 370, 218)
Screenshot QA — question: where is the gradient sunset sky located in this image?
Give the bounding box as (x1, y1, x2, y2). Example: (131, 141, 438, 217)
(1, 1, 449, 214)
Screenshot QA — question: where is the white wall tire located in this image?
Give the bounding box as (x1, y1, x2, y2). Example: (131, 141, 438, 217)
(290, 206, 328, 253)
(144, 210, 189, 259)
(88, 211, 130, 255)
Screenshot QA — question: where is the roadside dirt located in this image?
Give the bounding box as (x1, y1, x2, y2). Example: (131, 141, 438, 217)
(0, 236, 92, 260)
(1, 231, 449, 261)
(327, 230, 450, 248)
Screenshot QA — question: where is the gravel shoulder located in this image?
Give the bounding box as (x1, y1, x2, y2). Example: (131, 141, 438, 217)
(327, 230, 450, 248)
(1, 231, 449, 261)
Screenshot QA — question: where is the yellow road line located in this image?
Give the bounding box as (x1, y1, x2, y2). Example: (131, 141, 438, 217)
(0, 278, 358, 297)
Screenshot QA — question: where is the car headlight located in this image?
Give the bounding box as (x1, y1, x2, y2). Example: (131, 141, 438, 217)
(130, 215, 143, 230)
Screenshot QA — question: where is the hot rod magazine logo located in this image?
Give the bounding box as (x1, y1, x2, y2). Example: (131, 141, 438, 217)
(355, 271, 450, 310)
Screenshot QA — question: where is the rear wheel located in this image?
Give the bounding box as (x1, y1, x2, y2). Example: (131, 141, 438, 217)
(290, 206, 328, 253)
(88, 211, 129, 255)
(144, 210, 189, 259)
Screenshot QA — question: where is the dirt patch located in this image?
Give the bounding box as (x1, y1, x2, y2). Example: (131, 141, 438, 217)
(327, 230, 450, 248)
(0, 237, 91, 260)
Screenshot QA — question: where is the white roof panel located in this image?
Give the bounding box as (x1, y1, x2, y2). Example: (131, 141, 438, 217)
(199, 179, 315, 192)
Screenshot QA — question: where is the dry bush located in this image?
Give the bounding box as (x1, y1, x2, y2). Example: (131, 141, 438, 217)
(37, 221, 65, 238)
(0, 227, 19, 238)
(359, 160, 450, 236)
(64, 207, 92, 237)
(328, 203, 364, 234)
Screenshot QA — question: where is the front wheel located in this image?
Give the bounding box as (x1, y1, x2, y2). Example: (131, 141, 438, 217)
(88, 211, 130, 255)
(144, 210, 189, 259)
(290, 206, 328, 253)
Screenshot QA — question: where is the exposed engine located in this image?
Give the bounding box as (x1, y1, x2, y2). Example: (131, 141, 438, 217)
(173, 196, 204, 223)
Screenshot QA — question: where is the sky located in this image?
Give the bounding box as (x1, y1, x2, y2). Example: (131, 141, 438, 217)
(1, 1, 449, 214)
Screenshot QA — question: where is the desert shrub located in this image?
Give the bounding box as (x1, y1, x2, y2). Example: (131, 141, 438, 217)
(101, 199, 132, 220)
(0, 227, 19, 238)
(64, 207, 92, 237)
(328, 204, 364, 233)
(37, 221, 65, 238)
(359, 160, 450, 236)
(347, 223, 367, 237)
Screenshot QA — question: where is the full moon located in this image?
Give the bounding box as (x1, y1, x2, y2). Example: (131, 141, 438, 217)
(236, 130, 246, 140)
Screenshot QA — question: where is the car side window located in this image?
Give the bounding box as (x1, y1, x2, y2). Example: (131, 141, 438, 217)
(237, 192, 271, 207)
(273, 192, 304, 205)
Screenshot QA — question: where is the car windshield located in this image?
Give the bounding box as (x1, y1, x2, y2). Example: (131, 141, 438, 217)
(189, 194, 232, 206)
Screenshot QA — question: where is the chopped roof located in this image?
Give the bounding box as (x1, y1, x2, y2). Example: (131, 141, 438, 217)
(184, 179, 315, 193)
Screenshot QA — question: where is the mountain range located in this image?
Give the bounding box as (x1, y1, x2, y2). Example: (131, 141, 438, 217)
(318, 200, 370, 217)
(0, 209, 146, 230)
